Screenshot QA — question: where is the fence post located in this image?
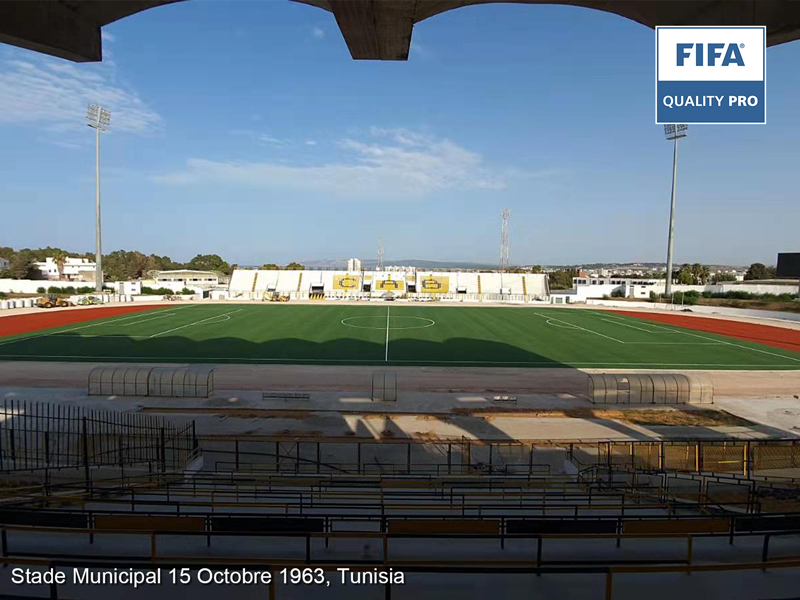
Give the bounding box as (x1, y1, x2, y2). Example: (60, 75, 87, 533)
(744, 441, 751, 477)
(160, 427, 166, 472)
(82, 417, 91, 492)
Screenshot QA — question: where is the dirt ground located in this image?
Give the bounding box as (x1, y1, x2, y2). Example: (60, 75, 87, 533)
(1, 360, 799, 398)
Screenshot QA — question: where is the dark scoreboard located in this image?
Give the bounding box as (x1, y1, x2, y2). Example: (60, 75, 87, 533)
(777, 253, 800, 278)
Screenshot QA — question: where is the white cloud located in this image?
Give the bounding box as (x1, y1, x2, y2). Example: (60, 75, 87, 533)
(410, 40, 431, 59)
(313, 26, 325, 40)
(259, 134, 286, 146)
(154, 128, 514, 198)
(0, 52, 161, 135)
(305, 140, 318, 146)
(101, 31, 115, 43)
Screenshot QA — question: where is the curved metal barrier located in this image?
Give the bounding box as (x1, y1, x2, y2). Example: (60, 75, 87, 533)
(88, 366, 214, 398)
(588, 373, 713, 404)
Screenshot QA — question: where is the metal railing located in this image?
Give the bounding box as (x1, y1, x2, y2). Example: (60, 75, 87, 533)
(0, 400, 198, 475)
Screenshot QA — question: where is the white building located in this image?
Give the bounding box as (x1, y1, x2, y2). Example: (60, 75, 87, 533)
(34, 257, 96, 281)
(347, 258, 362, 272)
(107, 281, 142, 295)
(154, 269, 219, 288)
(0, 257, 9, 271)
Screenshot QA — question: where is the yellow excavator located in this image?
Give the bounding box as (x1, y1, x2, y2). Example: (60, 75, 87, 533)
(36, 295, 73, 309)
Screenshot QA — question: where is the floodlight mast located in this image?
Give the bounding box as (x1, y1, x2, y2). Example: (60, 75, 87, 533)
(86, 104, 111, 292)
(663, 124, 687, 296)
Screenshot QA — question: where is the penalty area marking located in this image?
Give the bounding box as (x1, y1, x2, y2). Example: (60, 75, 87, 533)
(149, 309, 243, 338)
(534, 312, 625, 344)
(0, 307, 188, 348)
(545, 319, 582, 330)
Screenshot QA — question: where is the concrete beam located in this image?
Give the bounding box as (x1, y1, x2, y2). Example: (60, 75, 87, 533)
(327, 0, 415, 60)
(0, 1, 180, 62)
(296, 0, 800, 61)
(0, 1, 102, 62)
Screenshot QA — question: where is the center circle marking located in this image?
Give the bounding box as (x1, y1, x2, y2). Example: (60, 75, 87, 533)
(341, 316, 436, 330)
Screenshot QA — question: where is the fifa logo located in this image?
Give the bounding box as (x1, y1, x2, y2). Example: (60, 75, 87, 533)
(676, 43, 745, 67)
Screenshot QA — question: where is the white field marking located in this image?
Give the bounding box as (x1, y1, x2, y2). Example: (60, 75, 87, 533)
(545, 319, 582, 330)
(0, 353, 797, 368)
(0, 309, 178, 347)
(341, 316, 436, 330)
(598, 317, 722, 345)
(600, 318, 666, 333)
(620, 319, 800, 364)
(44, 334, 151, 339)
(534, 312, 625, 344)
(622, 341, 723, 345)
(118, 312, 177, 327)
(149, 309, 243, 338)
(385, 306, 390, 362)
(599, 314, 686, 334)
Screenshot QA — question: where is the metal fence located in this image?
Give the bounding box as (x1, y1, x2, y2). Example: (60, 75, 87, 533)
(199, 437, 800, 481)
(0, 400, 197, 474)
(573, 440, 800, 479)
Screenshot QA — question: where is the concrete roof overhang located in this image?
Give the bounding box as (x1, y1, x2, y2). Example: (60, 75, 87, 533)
(1, 0, 799, 63)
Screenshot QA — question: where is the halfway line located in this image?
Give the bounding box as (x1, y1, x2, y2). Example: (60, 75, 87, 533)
(384, 306, 390, 362)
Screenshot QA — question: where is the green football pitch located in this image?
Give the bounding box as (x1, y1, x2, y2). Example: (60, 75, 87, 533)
(0, 304, 799, 369)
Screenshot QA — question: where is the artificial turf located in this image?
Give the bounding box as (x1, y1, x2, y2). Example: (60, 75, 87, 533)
(0, 304, 798, 369)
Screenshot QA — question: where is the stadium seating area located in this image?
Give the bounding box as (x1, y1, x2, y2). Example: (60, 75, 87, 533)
(227, 269, 550, 301)
(2, 422, 800, 598)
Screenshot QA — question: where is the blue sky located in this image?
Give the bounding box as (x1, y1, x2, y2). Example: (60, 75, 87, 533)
(1, 1, 798, 266)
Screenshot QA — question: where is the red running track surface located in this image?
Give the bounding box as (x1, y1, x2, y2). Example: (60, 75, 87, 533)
(0, 305, 168, 338)
(610, 310, 800, 354)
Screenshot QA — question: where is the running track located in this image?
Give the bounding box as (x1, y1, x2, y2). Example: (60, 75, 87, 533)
(612, 310, 800, 353)
(0, 305, 169, 338)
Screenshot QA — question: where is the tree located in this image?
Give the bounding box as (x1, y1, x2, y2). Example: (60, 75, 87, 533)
(712, 272, 738, 284)
(261, 263, 280, 270)
(186, 254, 231, 275)
(690, 263, 710, 285)
(284, 262, 305, 270)
(102, 250, 149, 281)
(51, 250, 68, 281)
(745, 263, 769, 281)
(676, 264, 694, 285)
(548, 269, 579, 290)
(8, 251, 37, 279)
(529, 265, 543, 273)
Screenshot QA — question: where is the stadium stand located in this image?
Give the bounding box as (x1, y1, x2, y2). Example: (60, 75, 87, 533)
(2, 401, 800, 598)
(227, 269, 550, 302)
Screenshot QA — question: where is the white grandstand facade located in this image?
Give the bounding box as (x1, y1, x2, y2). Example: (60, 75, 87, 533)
(228, 269, 550, 302)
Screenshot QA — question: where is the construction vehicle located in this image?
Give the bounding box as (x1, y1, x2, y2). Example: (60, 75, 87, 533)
(77, 296, 101, 306)
(269, 293, 290, 302)
(36, 295, 72, 309)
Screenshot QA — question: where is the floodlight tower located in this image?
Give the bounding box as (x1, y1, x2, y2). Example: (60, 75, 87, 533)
(499, 209, 510, 272)
(663, 124, 687, 296)
(377, 237, 385, 271)
(87, 104, 111, 292)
